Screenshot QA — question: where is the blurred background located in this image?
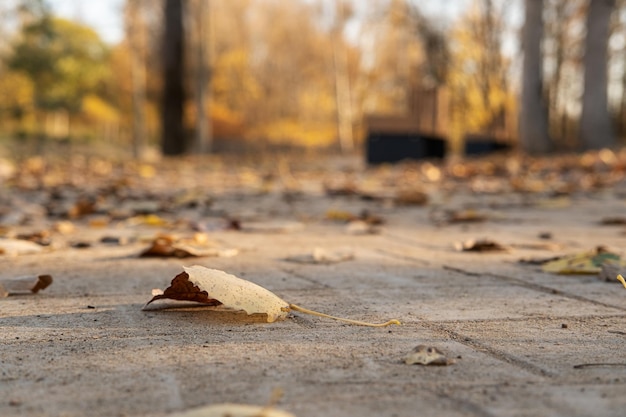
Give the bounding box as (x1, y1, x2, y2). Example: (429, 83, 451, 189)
(0, 0, 624, 159)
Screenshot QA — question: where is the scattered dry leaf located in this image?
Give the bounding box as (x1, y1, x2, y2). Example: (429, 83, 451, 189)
(146, 266, 400, 327)
(535, 197, 571, 209)
(617, 274, 626, 289)
(447, 209, 488, 223)
(0, 275, 53, 298)
(169, 403, 296, 417)
(239, 221, 304, 233)
(127, 214, 169, 227)
(431, 209, 491, 226)
(510, 242, 562, 251)
(140, 235, 237, 258)
(404, 345, 454, 366)
(0, 238, 44, 256)
(455, 239, 509, 253)
(346, 220, 381, 235)
(53, 221, 75, 234)
(285, 248, 354, 264)
(599, 217, 626, 225)
(325, 209, 356, 222)
(541, 246, 624, 274)
(518, 255, 562, 265)
(394, 189, 429, 206)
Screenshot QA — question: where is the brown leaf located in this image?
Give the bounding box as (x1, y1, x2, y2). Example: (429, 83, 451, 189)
(0, 275, 53, 298)
(600, 217, 626, 225)
(455, 239, 509, 253)
(139, 235, 237, 258)
(394, 189, 429, 206)
(146, 271, 222, 306)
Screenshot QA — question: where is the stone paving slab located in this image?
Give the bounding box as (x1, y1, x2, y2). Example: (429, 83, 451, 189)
(2, 190, 626, 417)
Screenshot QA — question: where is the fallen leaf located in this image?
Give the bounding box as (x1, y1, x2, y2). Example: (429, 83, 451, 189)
(535, 197, 571, 209)
(447, 209, 488, 223)
(325, 209, 356, 222)
(541, 246, 624, 274)
(0, 275, 53, 298)
(431, 209, 492, 226)
(394, 189, 429, 206)
(140, 235, 237, 258)
(169, 403, 296, 417)
(127, 214, 169, 227)
(518, 255, 562, 265)
(510, 242, 562, 251)
(324, 181, 359, 196)
(617, 275, 626, 289)
(53, 221, 75, 234)
(145, 266, 400, 327)
(599, 217, 626, 225)
(0, 238, 44, 256)
(15, 230, 51, 246)
(146, 266, 289, 322)
(284, 248, 354, 264)
(455, 239, 509, 253)
(345, 220, 381, 235)
(404, 345, 454, 366)
(239, 221, 304, 233)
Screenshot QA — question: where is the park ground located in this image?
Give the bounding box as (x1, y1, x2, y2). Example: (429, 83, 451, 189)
(1, 149, 626, 416)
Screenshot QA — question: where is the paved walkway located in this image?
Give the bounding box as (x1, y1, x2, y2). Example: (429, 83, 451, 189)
(1, 155, 626, 416)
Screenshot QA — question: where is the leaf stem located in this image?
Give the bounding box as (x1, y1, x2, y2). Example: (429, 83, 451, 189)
(288, 304, 400, 327)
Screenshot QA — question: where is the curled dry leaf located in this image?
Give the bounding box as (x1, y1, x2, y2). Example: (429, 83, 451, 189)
(404, 345, 454, 366)
(454, 239, 509, 253)
(146, 265, 400, 327)
(147, 266, 288, 322)
(541, 246, 624, 275)
(0, 275, 53, 298)
(168, 403, 296, 417)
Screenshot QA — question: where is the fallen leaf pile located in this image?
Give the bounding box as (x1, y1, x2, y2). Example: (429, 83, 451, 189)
(146, 265, 401, 327)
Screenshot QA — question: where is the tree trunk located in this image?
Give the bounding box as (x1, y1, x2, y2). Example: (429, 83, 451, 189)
(519, 0, 552, 154)
(161, 0, 187, 156)
(125, 0, 147, 159)
(331, 2, 354, 153)
(192, 0, 212, 153)
(580, 0, 616, 150)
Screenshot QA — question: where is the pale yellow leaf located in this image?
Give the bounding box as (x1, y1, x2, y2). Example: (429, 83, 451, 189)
(183, 265, 290, 323)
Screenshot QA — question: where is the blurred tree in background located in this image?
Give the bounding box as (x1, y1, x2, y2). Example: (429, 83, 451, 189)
(0, 0, 625, 157)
